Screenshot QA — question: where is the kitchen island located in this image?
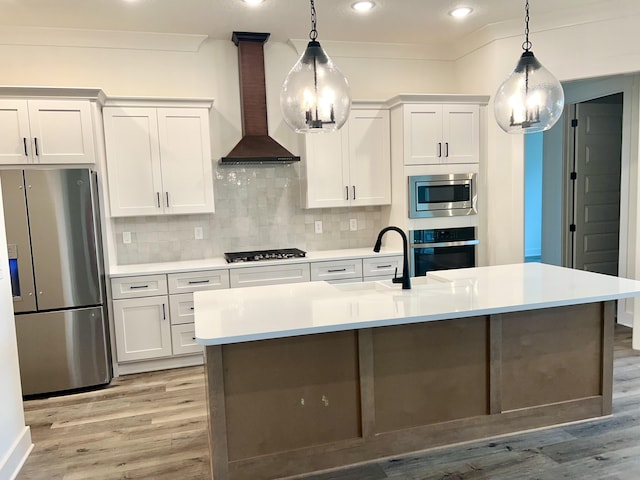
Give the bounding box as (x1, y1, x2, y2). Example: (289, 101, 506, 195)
(194, 263, 640, 480)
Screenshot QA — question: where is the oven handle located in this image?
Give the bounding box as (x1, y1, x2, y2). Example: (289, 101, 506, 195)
(411, 240, 479, 248)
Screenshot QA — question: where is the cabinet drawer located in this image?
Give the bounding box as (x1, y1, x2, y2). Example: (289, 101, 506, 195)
(169, 293, 195, 325)
(363, 256, 404, 278)
(171, 324, 203, 355)
(310, 259, 363, 282)
(230, 263, 311, 288)
(111, 274, 168, 299)
(168, 269, 230, 294)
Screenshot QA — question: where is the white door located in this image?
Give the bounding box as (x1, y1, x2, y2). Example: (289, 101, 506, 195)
(442, 104, 479, 164)
(0, 100, 31, 165)
(302, 128, 349, 208)
(403, 104, 442, 165)
(157, 108, 215, 214)
(348, 109, 391, 206)
(112, 296, 172, 362)
(104, 107, 164, 216)
(571, 100, 623, 275)
(27, 100, 96, 164)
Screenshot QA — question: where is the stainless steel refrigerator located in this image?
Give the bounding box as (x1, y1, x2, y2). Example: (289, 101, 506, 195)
(2, 169, 111, 396)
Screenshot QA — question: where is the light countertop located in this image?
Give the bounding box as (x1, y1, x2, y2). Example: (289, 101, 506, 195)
(194, 263, 640, 345)
(109, 247, 402, 277)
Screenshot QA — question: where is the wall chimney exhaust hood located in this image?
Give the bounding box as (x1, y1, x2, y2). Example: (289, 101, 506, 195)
(221, 32, 300, 165)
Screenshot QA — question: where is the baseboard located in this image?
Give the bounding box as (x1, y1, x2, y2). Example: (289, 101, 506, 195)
(0, 426, 33, 480)
(116, 354, 204, 376)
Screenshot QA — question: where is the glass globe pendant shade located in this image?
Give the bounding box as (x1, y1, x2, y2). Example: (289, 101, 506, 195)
(280, 40, 351, 133)
(494, 51, 564, 134)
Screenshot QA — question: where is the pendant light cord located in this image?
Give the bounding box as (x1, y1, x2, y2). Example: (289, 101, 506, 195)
(522, 0, 532, 52)
(309, 0, 318, 41)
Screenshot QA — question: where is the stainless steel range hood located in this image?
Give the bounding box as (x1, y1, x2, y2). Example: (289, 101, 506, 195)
(221, 32, 300, 165)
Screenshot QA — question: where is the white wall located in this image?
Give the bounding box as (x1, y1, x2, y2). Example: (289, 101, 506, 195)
(0, 178, 32, 480)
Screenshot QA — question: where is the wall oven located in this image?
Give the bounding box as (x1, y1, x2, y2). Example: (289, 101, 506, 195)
(408, 173, 477, 218)
(410, 227, 478, 277)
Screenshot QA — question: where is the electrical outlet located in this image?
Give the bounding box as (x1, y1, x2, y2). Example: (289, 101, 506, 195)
(349, 219, 357, 231)
(194, 226, 203, 240)
(314, 220, 323, 234)
(122, 232, 131, 244)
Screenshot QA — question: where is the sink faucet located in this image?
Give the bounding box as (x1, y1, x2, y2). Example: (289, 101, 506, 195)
(373, 226, 411, 290)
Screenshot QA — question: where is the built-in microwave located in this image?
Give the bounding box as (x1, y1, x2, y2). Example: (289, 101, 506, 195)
(408, 173, 477, 218)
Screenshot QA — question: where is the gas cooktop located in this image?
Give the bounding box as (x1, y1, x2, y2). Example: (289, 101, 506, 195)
(224, 248, 307, 263)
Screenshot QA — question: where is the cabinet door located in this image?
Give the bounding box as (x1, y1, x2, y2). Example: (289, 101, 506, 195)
(301, 128, 349, 208)
(27, 100, 95, 164)
(442, 105, 479, 164)
(157, 108, 215, 214)
(229, 263, 311, 288)
(403, 104, 442, 165)
(112, 296, 172, 362)
(348, 109, 391, 206)
(0, 100, 31, 165)
(104, 107, 164, 217)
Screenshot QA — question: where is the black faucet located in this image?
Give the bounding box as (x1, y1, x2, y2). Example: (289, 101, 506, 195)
(373, 226, 411, 290)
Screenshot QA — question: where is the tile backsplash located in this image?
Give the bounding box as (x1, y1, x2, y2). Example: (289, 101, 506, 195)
(113, 164, 386, 265)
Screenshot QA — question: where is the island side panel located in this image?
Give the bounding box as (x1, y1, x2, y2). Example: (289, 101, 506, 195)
(204, 345, 230, 480)
(500, 303, 604, 412)
(601, 301, 615, 415)
(371, 316, 490, 433)
(221, 330, 361, 461)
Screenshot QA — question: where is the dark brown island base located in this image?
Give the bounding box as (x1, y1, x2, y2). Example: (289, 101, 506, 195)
(194, 264, 640, 479)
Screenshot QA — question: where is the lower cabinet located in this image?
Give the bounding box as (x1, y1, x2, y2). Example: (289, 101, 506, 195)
(112, 295, 172, 362)
(171, 324, 202, 355)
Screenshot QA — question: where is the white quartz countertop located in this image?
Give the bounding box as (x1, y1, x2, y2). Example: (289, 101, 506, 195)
(108, 247, 402, 277)
(194, 263, 640, 346)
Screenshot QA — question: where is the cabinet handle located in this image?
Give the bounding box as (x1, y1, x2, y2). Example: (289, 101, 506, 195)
(328, 268, 347, 273)
(129, 284, 149, 289)
(191, 337, 196, 341)
(188, 279, 211, 285)
(376, 264, 392, 269)
(166, 192, 170, 208)
(162, 303, 166, 320)
(190, 307, 195, 311)
(437, 142, 442, 157)
(445, 142, 449, 157)
(345, 186, 349, 200)
(23, 138, 28, 156)
(352, 185, 356, 200)
(34, 138, 40, 156)
(156, 192, 161, 208)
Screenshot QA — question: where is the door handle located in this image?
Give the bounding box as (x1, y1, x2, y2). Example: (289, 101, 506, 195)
(445, 142, 449, 157)
(345, 186, 349, 200)
(437, 142, 442, 157)
(156, 192, 161, 208)
(352, 185, 356, 200)
(23, 138, 28, 156)
(166, 192, 170, 208)
(162, 303, 166, 320)
(34, 138, 40, 156)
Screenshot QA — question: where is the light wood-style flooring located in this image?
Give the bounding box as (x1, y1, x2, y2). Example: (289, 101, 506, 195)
(17, 325, 640, 480)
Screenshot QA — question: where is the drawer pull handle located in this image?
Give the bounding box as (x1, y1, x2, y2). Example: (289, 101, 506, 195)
(129, 285, 149, 289)
(376, 264, 392, 269)
(191, 337, 196, 341)
(328, 268, 347, 273)
(190, 307, 195, 311)
(188, 280, 210, 284)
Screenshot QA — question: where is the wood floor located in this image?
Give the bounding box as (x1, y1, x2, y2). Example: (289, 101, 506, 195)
(17, 325, 640, 480)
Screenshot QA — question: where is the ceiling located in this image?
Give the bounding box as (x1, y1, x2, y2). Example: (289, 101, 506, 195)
(1, 0, 640, 49)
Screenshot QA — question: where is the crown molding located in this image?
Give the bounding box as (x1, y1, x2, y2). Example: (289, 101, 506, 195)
(0, 26, 208, 52)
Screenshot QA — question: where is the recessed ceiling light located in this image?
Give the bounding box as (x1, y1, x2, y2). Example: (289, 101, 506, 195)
(351, 1, 376, 12)
(449, 6, 473, 18)
(242, 0, 265, 5)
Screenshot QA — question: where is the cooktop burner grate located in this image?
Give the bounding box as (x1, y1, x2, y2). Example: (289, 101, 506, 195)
(224, 248, 307, 263)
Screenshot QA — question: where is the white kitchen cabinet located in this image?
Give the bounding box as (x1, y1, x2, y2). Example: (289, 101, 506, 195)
(363, 255, 404, 280)
(301, 107, 391, 208)
(0, 99, 95, 165)
(171, 324, 202, 356)
(403, 104, 479, 165)
(310, 259, 363, 282)
(104, 105, 214, 217)
(230, 263, 311, 288)
(112, 296, 172, 362)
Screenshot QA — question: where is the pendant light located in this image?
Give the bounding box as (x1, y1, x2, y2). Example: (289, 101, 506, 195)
(280, 0, 351, 133)
(493, 0, 564, 134)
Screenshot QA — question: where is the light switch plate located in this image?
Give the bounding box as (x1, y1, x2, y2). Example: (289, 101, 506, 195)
(122, 232, 131, 244)
(195, 227, 203, 240)
(349, 219, 357, 231)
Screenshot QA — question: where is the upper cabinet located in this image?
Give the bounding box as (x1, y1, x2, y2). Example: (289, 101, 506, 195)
(103, 102, 214, 217)
(0, 99, 96, 165)
(300, 106, 391, 208)
(402, 103, 479, 165)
